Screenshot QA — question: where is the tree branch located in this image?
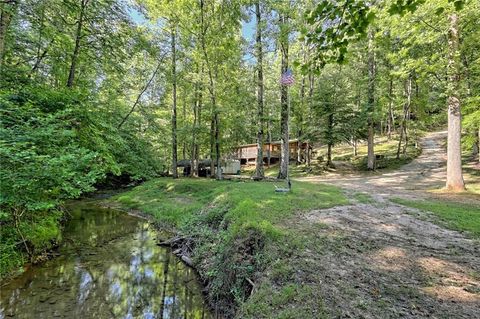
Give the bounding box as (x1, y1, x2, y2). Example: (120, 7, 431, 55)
(117, 52, 167, 129)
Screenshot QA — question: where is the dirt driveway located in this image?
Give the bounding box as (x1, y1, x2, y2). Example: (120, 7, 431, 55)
(292, 132, 480, 318)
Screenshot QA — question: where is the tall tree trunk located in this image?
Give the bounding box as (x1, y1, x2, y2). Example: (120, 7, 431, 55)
(278, 14, 289, 180)
(307, 70, 314, 167)
(191, 86, 198, 177)
(327, 113, 334, 167)
(327, 143, 333, 167)
(182, 88, 187, 160)
(67, 0, 89, 88)
(0, 0, 17, 69)
(254, 1, 264, 179)
(210, 115, 215, 177)
(445, 13, 465, 191)
(200, 0, 221, 180)
(298, 47, 306, 164)
(477, 128, 480, 163)
(266, 94, 272, 167)
(387, 77, 394, 140)
(171, 26, 178, 179)
(191, 66, 202, 177)
(367, 29, 376, 170)
(397, 75, 412, 158)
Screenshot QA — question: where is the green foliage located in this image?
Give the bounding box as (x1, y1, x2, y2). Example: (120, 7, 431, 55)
(0, 83, 162, 277)
(305, 0, 467, 68)
(0, 87, 108, 212)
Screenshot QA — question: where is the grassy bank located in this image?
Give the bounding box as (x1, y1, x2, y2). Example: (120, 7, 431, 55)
(112, 178, 348, 317)
(392, 198, 480, 238)
(0, 210, 64, 279)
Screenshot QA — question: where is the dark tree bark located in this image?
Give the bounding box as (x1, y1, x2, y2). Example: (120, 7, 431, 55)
(254, 1, 265, 179)
(67, 0, 89, 88)
(446, 13, 465, 191)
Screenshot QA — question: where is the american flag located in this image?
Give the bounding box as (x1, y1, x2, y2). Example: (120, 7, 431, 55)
(280, 68, 295, 86)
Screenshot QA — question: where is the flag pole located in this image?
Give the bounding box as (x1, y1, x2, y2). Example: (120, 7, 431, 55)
(287, 83, 290, 189)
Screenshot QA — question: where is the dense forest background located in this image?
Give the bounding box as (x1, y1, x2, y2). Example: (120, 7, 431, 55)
(1, 0, 479, 275)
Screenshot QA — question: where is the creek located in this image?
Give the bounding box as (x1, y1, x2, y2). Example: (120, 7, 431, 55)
(0, 201, 212, 319)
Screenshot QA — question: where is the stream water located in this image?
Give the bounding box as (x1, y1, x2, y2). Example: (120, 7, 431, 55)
(0, 201, 213, 319)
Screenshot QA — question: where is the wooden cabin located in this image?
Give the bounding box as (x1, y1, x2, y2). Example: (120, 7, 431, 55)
(234, 140, 312, 165)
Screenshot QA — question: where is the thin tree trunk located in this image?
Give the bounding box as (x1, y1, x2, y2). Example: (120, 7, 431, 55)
(191, 67, 202, 177)
(477, 128, 480, 163)
(200, 0, 221, 180)
(67, 0, 89, 88)
(367, 29, 376, 170)
(191, 86, 198, 177)
(254, 1, 264, 179)
(210, 115, 215, 177)
(446, 13, 465, 191)
(397, 75, 412, 158)
(278, 14, 289, 180)
(387, 77, 394, 140)
(182, 87, 187, 160)
(307, 70, 314, 167)
(327, 112, 334, 167)
(171, 26, 178, 179)
(298, 48, 306, 164)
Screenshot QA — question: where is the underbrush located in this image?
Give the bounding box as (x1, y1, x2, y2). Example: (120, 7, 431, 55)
(113, 178, 347, 317)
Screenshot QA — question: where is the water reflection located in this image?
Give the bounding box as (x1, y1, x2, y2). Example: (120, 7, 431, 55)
(0, 202, 212, 319)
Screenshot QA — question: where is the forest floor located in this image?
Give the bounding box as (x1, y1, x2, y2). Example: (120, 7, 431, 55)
(287, 131, 480, 318)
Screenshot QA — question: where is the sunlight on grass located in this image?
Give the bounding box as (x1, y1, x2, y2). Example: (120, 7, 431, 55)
(392, 198, 480, 238)
(113, 178, 348, 240)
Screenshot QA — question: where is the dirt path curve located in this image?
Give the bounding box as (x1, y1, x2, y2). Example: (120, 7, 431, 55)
(290, 131, 480, 318)
(298, 131, 450, 200)
(298, 130, 478, 204)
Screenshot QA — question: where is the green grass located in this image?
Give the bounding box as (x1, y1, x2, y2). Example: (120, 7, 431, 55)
(114, 178, 347, 238)
(392, 198, 480, 237)
(352, 192, 375, 204)
(0, 210, 63, 279)
(113, 177, 347, 317)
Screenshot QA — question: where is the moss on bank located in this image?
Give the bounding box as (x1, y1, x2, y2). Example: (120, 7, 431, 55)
(113, 178, 348, 318)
